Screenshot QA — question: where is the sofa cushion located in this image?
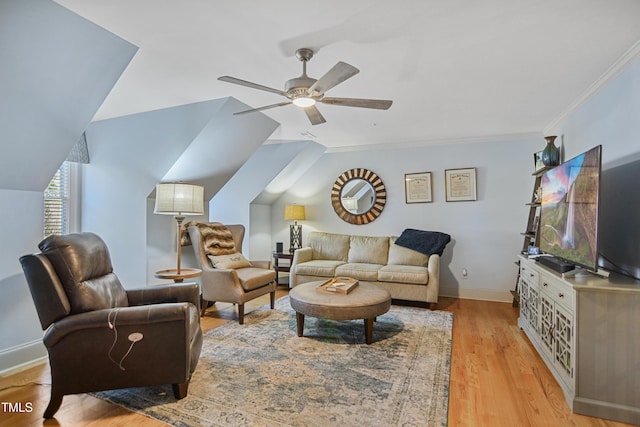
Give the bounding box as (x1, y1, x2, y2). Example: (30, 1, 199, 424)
(308, 232, 350, 261)
(296, 260, 346, 277)
(208, 252, 252, 269)
(235, 267, 276, 291)
(378, 265, 429, 285)
(348, 235, 389, 265)
(388, 237, 430, 266)
(335, 263, 383, 281)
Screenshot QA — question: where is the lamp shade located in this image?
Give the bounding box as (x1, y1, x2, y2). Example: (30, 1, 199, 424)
(284, 204, 306, 221)
(154, 183, 204, 215)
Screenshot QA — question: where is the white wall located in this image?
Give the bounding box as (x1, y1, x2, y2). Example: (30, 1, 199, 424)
(552, 56, 640, 166)
(0, 0, 137, 192)
(146, 99, 280, 282)
(210, 141, 325, 259)
(81, 98, 280, 286)
(0, 0, 135, 373)
(249, 204, 273, 261)
(272, 136, 542, 302)
(0, 190, 48, 373)
(82, 101, 226, 286)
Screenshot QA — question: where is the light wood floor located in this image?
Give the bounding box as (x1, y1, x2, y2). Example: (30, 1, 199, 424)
(0, 291, 634, 427)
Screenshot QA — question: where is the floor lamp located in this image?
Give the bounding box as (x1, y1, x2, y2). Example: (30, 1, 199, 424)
(154, 182, 204, 274)
(284, 204, 305, 253)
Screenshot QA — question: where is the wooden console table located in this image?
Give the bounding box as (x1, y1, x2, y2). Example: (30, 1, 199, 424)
(517, 255, 640, 424)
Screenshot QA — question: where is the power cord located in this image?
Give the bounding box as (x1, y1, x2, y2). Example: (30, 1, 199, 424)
(107, 308, 121, 369)
(107, 308, 144, 371)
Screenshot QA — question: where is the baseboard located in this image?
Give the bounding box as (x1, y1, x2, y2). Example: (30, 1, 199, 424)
(440, 286, 513, 303)
(573, 397, 640, 426)
(0, 340, 47, 377)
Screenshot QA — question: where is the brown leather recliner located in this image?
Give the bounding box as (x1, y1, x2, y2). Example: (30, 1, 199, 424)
(19, 232, 203, 419)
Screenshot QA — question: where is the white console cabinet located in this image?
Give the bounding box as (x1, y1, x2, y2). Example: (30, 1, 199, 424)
(517, 256, 640, 424)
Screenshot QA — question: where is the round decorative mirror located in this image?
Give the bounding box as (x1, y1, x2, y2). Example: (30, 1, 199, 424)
(331, 168, 386, 224)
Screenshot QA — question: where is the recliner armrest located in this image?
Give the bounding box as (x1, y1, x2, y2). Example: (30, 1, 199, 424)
(126, 283, 200, 309)
(43, 303, 195, 347)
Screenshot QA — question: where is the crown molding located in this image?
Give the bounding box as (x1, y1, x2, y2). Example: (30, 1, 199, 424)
(544, 39, 640, 135)
(323, 131, 542, 153)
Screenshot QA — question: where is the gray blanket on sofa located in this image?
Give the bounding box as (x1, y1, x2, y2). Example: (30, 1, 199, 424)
(395, 228, 451, 256)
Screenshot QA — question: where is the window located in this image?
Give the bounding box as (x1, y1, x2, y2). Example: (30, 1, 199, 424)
(44, 161, 71, 236)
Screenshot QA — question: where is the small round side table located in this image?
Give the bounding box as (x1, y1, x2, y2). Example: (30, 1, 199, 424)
(154, 267, 202, 283)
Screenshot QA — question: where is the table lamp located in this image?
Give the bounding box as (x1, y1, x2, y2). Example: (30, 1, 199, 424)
(154, 182, 204, 274)
(284, 204, 305, 253)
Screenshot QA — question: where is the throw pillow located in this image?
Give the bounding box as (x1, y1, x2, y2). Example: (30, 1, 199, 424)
(208, 252, 252, 269)
(388, 237, 430, 266)
(182, 222, 237, 256)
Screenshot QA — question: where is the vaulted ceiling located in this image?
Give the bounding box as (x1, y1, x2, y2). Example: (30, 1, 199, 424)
(56, 0, 640, 150)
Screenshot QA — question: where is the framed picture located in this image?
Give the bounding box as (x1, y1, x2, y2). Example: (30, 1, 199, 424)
(445, 168, 477, 202)
(527, 246, 540, 256)
(405, 172, 432, 203)
(534, 151, 545, 172)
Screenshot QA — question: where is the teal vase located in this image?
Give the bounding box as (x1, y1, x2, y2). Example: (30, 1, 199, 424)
(541, 136, 560, 166)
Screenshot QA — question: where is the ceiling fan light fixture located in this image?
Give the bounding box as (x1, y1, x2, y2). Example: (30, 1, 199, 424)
(293, 97, 316, 108)
(219, 48, 392, 125)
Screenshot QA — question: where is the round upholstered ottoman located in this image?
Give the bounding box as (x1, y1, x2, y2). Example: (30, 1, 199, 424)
(289, 280, 392, 344)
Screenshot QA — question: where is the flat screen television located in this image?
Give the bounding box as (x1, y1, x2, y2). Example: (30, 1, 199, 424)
(598, 154, 640, 280)
(539, 145, 602, 271)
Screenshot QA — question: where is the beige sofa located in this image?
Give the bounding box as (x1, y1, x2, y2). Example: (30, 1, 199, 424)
(290, 231, 440, 309)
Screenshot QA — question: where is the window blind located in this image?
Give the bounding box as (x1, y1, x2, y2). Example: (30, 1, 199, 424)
(44, 161, 70, 236)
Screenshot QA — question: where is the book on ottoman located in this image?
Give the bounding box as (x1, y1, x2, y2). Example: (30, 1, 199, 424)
(317, 277, 359, 294)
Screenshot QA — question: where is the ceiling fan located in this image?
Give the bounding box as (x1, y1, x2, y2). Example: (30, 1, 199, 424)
(218, 48, 393, 125)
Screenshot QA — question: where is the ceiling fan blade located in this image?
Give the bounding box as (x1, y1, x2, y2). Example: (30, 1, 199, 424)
(303, 105, 327, 125)
(218, 76, 287, 97)
(233, 101, 292, 115)
(308, 62, 359, 94)
(321, 97, 393, 110)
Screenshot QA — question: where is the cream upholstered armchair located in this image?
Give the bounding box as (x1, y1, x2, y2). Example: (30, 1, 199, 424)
(185, 222, 276, 324)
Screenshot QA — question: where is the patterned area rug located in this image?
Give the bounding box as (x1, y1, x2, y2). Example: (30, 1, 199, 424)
(94, 297, 453, 426)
